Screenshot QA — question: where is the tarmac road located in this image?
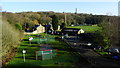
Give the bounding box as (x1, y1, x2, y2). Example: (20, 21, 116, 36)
(64, 37, 120, 68)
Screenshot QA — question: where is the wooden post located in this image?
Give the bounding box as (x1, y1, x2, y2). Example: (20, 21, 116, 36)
(36, 53, 38, 60)
(42, 51, 44, 60)
(44, 36, 46, 44)
(56, 49, 58, 58)
(42, 54, 44, 60)
(50, 50, 52, 59)
(39, 37, 41, 44)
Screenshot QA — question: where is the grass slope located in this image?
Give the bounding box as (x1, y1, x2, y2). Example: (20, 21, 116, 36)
(2, 19, 23, 65)
(67, 25, 102, 33)
(3, 34, 87, 68)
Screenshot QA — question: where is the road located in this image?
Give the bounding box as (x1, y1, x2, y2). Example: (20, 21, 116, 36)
(64, 37, 120, 68)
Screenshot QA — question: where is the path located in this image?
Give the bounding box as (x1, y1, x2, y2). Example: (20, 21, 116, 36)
(64, 37, 120, 68)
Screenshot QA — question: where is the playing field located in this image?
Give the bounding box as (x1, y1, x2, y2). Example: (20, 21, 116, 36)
(67, 25, 102, 33)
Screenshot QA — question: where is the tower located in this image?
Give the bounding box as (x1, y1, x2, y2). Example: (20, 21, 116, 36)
(75, 8, 77, 25)
(75, 8, 77, 14)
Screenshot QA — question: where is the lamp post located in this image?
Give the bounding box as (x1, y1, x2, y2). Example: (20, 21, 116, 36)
(22, 49, 26, 62)
(37, 34, 40, 44)
(29, 37, 33, 45)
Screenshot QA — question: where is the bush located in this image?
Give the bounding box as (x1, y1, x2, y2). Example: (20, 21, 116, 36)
(2, 19, 23, 65)
(15, 23, 22, 30)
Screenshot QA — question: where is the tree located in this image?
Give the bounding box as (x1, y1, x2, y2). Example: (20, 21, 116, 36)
(98, 16, 119, 49)
(38, 15, 52, 25)
(85, 16, 91, 24)
(31, 19, 39, 25)
(23, 12, 40, 20)
(60, 23, 66, 30)
(76, 16, 85, 25)
(51, 15, 58, 31)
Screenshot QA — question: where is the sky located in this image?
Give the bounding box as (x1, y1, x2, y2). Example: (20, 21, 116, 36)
(1, 2, 119, 16)
(1, 0, 119, 2)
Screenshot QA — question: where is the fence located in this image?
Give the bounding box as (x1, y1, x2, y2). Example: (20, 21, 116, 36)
(36, 49, 58, 60)
(31, 36, 55, 44)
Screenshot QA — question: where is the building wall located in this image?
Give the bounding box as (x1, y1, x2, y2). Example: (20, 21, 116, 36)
(35, 24, 45, 34)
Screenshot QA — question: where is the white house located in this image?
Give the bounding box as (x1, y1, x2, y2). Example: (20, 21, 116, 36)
(32, 24, 45, 34)
(77, 29, 85, 34)
(24, 24, 45, 34)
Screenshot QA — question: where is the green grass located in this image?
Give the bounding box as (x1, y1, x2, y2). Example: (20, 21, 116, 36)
(95, 50, 108, 56)
(97, 52, 108, 56)
(67, 25, 102, 33)
(3, 33, 83, 68)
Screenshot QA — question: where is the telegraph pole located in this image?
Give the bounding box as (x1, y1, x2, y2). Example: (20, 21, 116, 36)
(75, 8, 77, 44)
(65, 12, 66, 25)
(63, 12, 67, 25)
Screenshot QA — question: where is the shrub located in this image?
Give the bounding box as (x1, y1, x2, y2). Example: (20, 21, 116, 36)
(2, 19, 23, 65)
(15, 23, 22, 31)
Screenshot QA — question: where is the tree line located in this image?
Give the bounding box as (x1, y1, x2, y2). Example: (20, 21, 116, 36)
(2, 11, 105, 31)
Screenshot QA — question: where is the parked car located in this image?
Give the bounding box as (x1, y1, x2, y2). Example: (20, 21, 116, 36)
(106, 48, 120, 54)
(53, 31, 62, 35)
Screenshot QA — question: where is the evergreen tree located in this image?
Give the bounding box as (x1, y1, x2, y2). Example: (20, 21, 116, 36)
(51, 15, 58, 31)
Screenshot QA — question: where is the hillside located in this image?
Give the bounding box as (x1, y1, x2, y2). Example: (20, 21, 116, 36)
(2, 12, 104, 30)
(2, 19, 23, 65)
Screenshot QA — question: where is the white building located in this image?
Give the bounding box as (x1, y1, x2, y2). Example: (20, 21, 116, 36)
(77, 29, 85, 34)
(32, 24, 45, 34)
(24, 24, 45, 34)
(118, 1, 120, 16)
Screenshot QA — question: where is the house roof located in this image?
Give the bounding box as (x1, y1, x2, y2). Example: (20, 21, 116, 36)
(42, 25, 51, 27)
(32, 25, 39, 29)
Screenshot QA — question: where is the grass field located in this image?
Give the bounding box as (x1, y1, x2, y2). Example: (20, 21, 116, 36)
(3, 33, 87, 68)
(67, 25, 102, 33)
